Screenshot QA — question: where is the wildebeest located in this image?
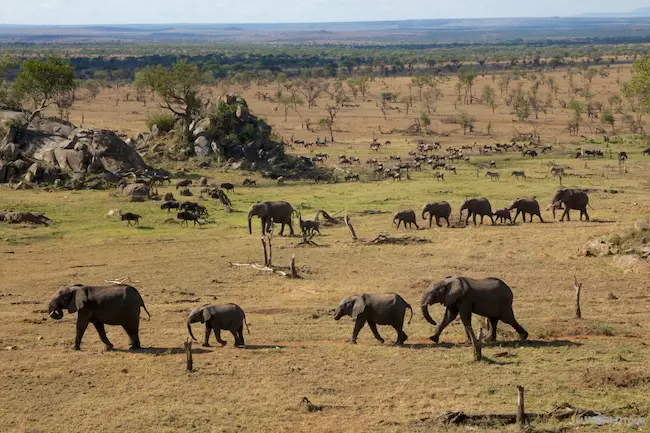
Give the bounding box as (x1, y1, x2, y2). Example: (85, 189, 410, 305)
(221, 183, 235, 193)
(160, 201, 180, 213)
(511, 171, 526, 180)
(121, 212, 141, 226)
(177, 211, 202, 227)
(243, 178, 257, 187)
(176, 179, 192, 190)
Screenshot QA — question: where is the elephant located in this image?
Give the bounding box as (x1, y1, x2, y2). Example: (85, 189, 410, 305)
(187, 304, 250, 347)
(509, 198, 544, 223)
(334, 293, 413, 345)
(420, 276, 528, 344)
(493, 208, 512, 224)
(459, 198, 494, 226)
(48, 284, 151, 351)
(422, 201, 452, 228)
(248, 201, 295, 235)
(393, 210, 419, 229)
(549, 188, 590, 221)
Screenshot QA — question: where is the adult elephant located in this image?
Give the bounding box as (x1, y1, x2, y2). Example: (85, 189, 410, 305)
(459, 198, 494, 226)
(248, 201, 295, 235)
(187, 304, 250, 347)
(549, 189, 590, 221)
(422, 201, 452, 228)
(420, 276, 528, 343)
(48, 284, 151, 351)
(509, 198, 544, 223)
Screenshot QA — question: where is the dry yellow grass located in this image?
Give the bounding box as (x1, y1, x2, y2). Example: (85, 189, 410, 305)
(1, 66, 650, 432)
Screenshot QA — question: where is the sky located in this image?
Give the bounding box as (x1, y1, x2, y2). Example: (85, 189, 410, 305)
(0, 0, 648, 25)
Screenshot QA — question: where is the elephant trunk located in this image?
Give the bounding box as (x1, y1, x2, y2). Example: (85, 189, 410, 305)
(421, 210, 428, 220)
(48, 301, 63, 320)
(421, 304, 437, 326)
(187, 318, 198, 341)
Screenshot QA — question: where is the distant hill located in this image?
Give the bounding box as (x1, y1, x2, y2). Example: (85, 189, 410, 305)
(579, 7, 650, 17)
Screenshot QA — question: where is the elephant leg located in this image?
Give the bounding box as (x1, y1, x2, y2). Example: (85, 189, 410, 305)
(502, 313, 528, 340)
(458, 310, 478, 347)
(513, 210, 520, 223)
(584, 208, 589, 221)
(480, 214, 484, 225)
(349, 317, 366, 344)
(413, 220, 419, 229)
(465, 214, 470, 225)
(229, 329, 240, 346)
(428, 216, 433, 228)
(522, 213, 526, 222)
(367, 321, 385, 344)
(435, 216, 441, 227)
(93, 322, 114, 350)
(473, 214, 477, 226)
(203, 324, 211, 347)
(74, 316, 90, 350)
(236, 325, 245, 346)
(213, 327, 227, 346)
(489, 215, 495, 225)
(289, 221, 295, 235)
(124, 322, 141, 350)
(392, 320, 408, 345)
(537, 213, 544, 223)
(445, 217, 450, 227)
(485, 318, 499, 342)
(561, 207, 570, 221)
(431, 307, 458, 343)
(279, 223, 286, 235)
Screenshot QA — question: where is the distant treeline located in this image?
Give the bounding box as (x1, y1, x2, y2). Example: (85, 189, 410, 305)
(1, 34, 650, 81)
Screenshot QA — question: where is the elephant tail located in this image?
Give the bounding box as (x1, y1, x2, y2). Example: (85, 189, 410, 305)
(243, 312, 251, 335)
(406, 303, 413, 325)
(141, 303, 151, 320)
(588, 203, 595, 210)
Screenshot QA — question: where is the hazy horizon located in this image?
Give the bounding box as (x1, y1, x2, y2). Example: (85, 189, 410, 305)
(0, 0, 649, 26)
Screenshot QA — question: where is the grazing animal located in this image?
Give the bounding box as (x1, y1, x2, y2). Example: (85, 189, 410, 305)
(523, 149, 538, 157)
(485, 171, 500, 181)
(489, 161, 496, 167)
(187, 304, 249, 347)
(220, 183, 235, 193)
(177, 211, 202, 227)
(160, 201, 180, 213)
(48, 284, 151, 351)
(180, 202, 208, 217)
(642, 148, 650, 155)
(121, 212, 141, 226)
(511, 171, 526, 180)
(393, 210, 419, 229)
(445, 165, 457, 174)
(106, 209, 122, 217)
(435, 172, 445, 182)
(345, 174, 360, 182)
(334, 293, 412, 345)
(243, 178, 257, 187)
(277, 176, 285, 185)
(550, 167, 565, 177)
(493, 208, 512, 224)
(420, 276, 528, 343)
(509, 198, 544, 223)
(180, 188, 193, 197)
(298, 211, 321, 236)
(176, 179, 192, 190)
(421, 201, 452, 228)
(163, 192, 175, 201)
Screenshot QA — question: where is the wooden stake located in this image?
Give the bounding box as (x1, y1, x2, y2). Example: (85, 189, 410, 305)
(290, 255, 298, 278)
(261, 238, 269, 267)
(516, 385, 525, 427)
(344, 215, 358, 241)
(268, 237, 273, 267)
(467, 326, 482, 362)
(574, 275, 582, 319)
(184, 338, 193, 372)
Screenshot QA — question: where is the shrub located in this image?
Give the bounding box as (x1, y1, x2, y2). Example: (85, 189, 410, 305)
(146, 112, 176, 133)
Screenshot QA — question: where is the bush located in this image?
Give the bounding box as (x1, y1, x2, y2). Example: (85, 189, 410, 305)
(146, 112, 177, 133)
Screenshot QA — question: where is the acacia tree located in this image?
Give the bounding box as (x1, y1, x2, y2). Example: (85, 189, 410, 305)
(13, 57, 76, 122)
(0, 54, 17, 106)
(135, 60, 203, 144)
(482, 85, 498, 113)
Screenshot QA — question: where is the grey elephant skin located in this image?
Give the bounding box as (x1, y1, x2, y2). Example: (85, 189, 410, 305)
(459, 198, 494, 225)
(393, 210, 419, 229)
(248, 201, 295, 235)
(420, 276, 528, 343)
(187, 304, 250, 347)
(509, 198, 544, 223)
(550, 189, 590, 221)
(48, 284, 151, 350)
(422, 201, 451, 228)
(334, 293, 413, 345)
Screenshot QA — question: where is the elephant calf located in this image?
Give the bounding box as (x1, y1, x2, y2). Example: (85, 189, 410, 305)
(48, 284, 151, 351)
(493, 208, 512, 224)
(422, 201, 451, 228)
(393, 210, 419, 229)
(334, 293, 412, 345)
(509, 198, 544, 223)
(187, 304, 250, 347)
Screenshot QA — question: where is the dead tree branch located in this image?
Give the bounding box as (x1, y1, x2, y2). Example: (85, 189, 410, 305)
(574, 275, 582, 319)
(344, 215, 358, 241)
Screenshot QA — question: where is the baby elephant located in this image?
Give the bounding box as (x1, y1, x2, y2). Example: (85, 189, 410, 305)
(187, 304, 250, 347)
(334, 293, 413, 345)
(494, 208, 512, 224)
(393, 210, 419, 229)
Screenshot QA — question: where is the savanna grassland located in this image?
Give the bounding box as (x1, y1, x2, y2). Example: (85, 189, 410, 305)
(2, 63, 650, 433)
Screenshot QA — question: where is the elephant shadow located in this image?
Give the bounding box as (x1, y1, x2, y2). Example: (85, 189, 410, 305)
(113, 347, 211, 355)
(135, 226, 155, 231)
(402, 339, 580, 350)
(237, 344, 287, 350)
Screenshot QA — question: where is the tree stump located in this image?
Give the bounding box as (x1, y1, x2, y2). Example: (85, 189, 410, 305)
(184, 339, 193, 372)
(516, 385, 526, 427)
(344, 215, 357, 241)
(574, 276, 582, 319)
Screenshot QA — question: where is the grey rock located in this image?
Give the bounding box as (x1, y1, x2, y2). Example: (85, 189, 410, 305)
(194, 136, 212, 157)
(151, 124, 161, 138)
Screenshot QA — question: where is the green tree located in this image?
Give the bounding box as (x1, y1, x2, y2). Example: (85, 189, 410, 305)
(623, 58, 650, 116)
(419, 111, 431, 132)
(482, 85, 498, 113)
(13, 57, 76, 122)
(601, 110, 616, 133)
(135, 60, 203, 144)
(0, 54, 17, 106)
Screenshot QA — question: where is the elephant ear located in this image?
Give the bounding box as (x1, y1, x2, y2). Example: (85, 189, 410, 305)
(444, 278, 469, 306)
(351, 296, 366, 318)
(201, 307, 213, 323)
(67, 286, 87, 313)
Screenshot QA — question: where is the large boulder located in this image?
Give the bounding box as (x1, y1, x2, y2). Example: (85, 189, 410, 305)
(582, 239, 618, 257)
(194, 136, 213, 157)
(120, 183, 150, 198)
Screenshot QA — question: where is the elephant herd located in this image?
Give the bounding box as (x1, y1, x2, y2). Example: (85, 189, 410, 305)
(394, 188, 591, 229)
(48, 276, 528, 350)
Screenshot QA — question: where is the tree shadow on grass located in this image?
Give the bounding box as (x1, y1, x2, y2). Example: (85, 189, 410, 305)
(115, 346, 211, 355)
(136, 226, 155, 230)
(401, 339, 580, 350)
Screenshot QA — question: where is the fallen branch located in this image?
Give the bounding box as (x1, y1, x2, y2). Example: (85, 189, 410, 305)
(366, 235, 431, 245)
(574, 275, 582, 319)
(344, 215, 358, 241)
(104, 276, 140, 285)
(317, 210, 344, 225)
